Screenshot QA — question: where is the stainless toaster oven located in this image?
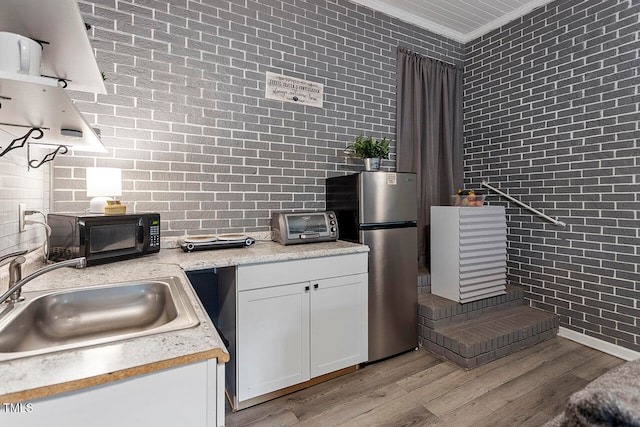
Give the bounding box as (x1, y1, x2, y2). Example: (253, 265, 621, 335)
(271, 211, 338, 245)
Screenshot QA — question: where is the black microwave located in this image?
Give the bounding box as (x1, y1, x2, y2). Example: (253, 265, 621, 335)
(47, 212, 160, 265)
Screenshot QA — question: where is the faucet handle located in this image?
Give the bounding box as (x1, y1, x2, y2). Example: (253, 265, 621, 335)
(9, 256, 26, 284)
(7, 256, 26, 304)
(10, 255, 26, 270)
(0, 250, 28, 267)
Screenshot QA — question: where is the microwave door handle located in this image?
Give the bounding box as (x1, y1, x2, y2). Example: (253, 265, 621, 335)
(137, 223, 145, 244)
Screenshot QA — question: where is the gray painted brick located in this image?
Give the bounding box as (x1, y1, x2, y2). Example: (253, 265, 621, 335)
(16, 0, 625, 354)
(465, 0, 640, 353)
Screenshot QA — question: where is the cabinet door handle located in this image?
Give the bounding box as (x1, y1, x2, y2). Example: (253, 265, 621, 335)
(305, 285, 310, 292)
(313, 283, 319, 289)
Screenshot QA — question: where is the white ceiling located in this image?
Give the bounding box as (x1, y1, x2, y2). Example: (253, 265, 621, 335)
(348, 0, 556, 43)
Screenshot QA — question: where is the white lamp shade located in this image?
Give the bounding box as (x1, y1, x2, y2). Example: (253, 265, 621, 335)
(86, 167, 122, 197)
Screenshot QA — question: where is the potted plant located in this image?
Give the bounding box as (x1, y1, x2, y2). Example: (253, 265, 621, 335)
(347, 134, 391, 171)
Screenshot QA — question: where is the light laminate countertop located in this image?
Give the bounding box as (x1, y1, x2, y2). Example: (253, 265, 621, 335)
(0, 240, 368, 402)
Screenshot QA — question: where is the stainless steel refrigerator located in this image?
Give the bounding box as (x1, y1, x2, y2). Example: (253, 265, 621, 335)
(326, 171, 418, 362)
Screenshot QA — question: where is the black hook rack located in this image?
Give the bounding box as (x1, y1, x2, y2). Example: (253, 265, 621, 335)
(28, 144, 68, 169)
(34, 75, 71, 88)
(0, 127, 44, 157)
(0, 94, 11, 109)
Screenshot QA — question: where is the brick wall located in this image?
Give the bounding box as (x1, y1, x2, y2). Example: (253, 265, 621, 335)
(52, 0, 463, 236)
(464, 0, 640, 351)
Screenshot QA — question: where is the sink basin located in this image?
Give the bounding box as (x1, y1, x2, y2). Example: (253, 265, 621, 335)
(0, 277, 199, 359)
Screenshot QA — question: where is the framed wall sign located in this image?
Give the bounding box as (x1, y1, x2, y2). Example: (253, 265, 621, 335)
(265, 72, 324, 108)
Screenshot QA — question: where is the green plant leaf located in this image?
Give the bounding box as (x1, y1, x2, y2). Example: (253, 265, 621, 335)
(347, 134, 391, 159)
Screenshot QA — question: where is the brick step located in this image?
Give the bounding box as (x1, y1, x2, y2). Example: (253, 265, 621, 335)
(417, 264, 431, 295)
(422, 305, 559, 369)
(419, 284, 524, 329)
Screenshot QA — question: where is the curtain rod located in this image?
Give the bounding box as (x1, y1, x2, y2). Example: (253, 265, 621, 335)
(481, 181, 566, 227)
(397, 46, 461, 69)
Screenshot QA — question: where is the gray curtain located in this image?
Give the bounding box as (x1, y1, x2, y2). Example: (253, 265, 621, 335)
(396, 47, 464, 265)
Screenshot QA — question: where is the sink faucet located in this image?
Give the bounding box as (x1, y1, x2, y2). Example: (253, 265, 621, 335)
(1, 257, 87, 304)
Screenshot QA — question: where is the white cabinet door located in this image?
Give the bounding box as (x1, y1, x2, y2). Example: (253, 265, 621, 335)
(238, 282, 310, 401)
(310, 273, 368, 377)
(1, 359, 222, 427)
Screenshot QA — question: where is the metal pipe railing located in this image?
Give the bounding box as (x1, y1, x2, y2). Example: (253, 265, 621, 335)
(481, 181, 566, 227)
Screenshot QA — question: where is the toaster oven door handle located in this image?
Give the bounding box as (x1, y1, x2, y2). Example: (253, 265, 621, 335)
(299, 232, 320, 239)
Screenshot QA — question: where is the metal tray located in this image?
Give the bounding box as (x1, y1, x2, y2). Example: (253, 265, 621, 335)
(178, 236, 255, 252)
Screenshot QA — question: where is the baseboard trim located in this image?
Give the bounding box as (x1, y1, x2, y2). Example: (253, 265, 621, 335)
(558, 327, 640, 361)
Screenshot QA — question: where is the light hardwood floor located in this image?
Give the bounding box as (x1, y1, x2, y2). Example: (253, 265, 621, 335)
(225, 336, 624, 427)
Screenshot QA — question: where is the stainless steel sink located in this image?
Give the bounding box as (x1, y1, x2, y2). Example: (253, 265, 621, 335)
(0, 277, 199, 359)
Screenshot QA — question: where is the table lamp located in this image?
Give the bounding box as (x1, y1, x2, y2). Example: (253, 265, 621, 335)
(86, 167, 122, 213)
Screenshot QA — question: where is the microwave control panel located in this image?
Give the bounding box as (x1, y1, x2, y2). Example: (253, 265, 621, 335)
(149, 217, 161, 248)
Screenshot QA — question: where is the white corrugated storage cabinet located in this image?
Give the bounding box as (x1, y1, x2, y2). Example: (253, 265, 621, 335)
(430, 206, 507, 303)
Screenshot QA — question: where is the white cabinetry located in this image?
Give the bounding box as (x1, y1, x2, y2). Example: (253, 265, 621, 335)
(310, 274, 367, 377)
(431, 206, 507, 303)
(238, 282, 310, 400)
(1, 359, 225, 427)
(0, 0, 106, 154)
(228, 253, 368, 408)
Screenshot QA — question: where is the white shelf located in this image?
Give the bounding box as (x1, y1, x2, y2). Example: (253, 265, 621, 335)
(0, 79, 106, 153)
(0, 0, 106, 94)
(0, 0, 106, 157)
(0, 71, 58, 88)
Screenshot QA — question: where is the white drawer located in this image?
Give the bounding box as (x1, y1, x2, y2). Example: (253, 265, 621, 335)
(237, 253, 368, 291)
